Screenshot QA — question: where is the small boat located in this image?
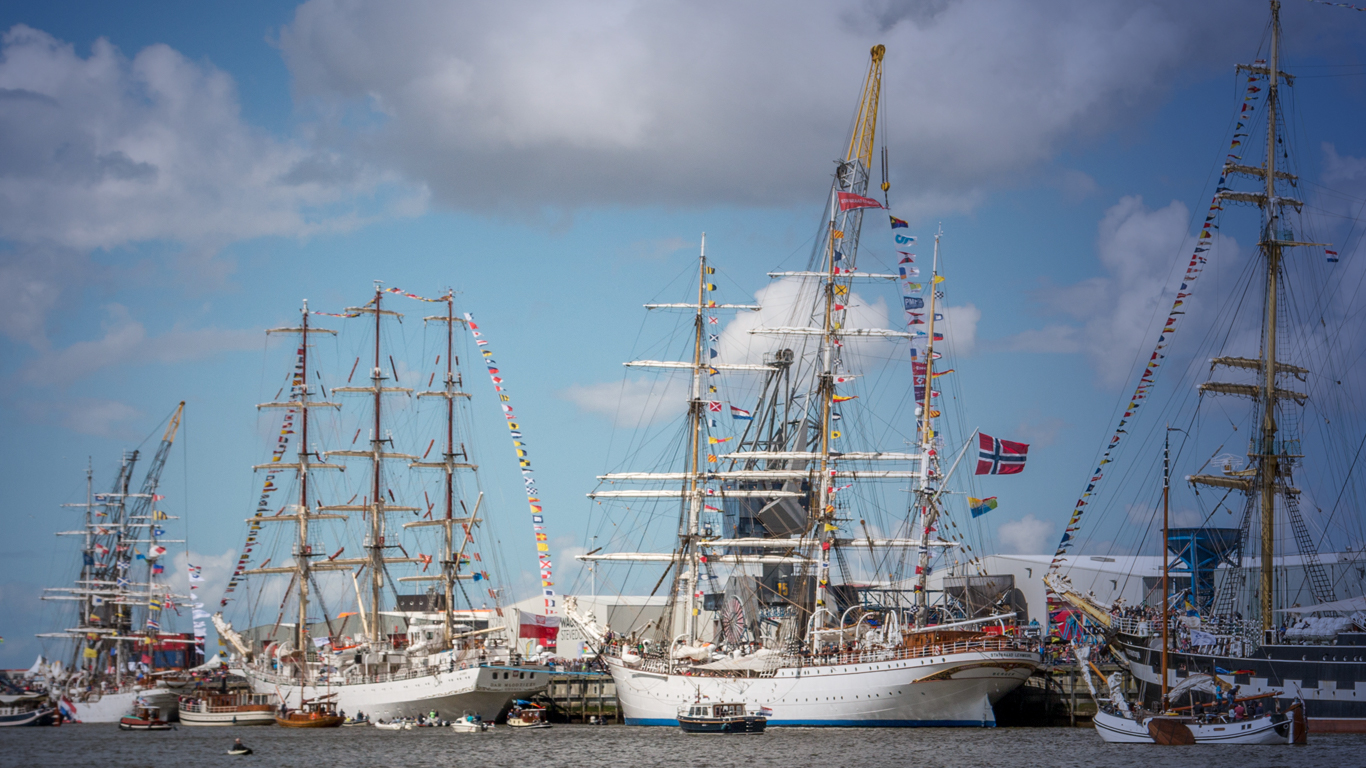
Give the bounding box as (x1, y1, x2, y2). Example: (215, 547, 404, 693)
(179, 693, 276, 726)
(450, 714, 491, 733)
(227, 742, 253, 756)
(275, 696, 343, 728)
(505, 701, 551, 729)
(342, 715, 371, 727)
(372, 719, 412, 731)
(119, 706, 174, 731)
(677, 702, 768, 735)
(1093, 699, 1306, 745)
(0, 705, 55, 727)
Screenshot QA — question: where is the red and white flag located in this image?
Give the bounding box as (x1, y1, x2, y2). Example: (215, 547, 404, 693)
(837, 192, 884, 212)
(975, 433, 1029, 475)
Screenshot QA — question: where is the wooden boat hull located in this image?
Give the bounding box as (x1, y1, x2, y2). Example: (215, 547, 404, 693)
(275, 714, 344, 728)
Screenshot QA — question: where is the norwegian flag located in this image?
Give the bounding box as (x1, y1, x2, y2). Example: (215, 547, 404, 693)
(975, 433, 1029, 475)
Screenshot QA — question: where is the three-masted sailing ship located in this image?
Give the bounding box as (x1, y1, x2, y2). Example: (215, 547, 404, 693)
(1048, 0, 1366, 735)
(217, 287, 547, 720)
(565, 45, 1040, 727)
(38, 404, 192, 722)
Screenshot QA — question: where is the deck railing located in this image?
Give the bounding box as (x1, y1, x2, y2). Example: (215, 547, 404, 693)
(609, 637, 1037, 678)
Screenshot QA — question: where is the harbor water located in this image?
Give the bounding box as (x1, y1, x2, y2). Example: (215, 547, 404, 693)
(4, 725, 1363, 768)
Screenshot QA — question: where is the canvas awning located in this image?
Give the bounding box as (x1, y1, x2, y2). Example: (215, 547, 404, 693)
(1276, 595, 1366, 614)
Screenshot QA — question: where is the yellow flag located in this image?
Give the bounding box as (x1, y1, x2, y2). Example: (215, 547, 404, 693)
(830, 430, 841, 439)
(832, 229, 844, 239)
(707, 454, 717, 463)
(83, 647, 98, 659)
(933, 275, 945, 284)
(834, 285, 849, 296)
(824, 523, 838, 532)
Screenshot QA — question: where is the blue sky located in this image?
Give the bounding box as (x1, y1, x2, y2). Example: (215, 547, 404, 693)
(3, 0, 1366, 664)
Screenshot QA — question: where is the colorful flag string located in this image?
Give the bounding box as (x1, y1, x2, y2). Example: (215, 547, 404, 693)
(1047, 74, 1264, 570)
(1303, 0, 1366, 11)
(222, 348, 302, 605)
(464, 313, 557, 617)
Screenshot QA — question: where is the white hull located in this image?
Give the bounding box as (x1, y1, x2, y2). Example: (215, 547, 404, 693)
(242, 661, 547, 721)
(64, 688, 178, 724)
(609, 648, 1038, 726)
(178, 707, 276, 726)
(1093, 709, 1293, 744)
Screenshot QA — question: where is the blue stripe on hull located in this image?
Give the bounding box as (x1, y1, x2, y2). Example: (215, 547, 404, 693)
(626, 717, 993, 727)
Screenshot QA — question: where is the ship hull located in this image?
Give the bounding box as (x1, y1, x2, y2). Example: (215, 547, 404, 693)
(609, 648, 1039, 727)
(63, 688, 179, 724)
(1114, 632, 1366, 733)
(242, 663, 548, 721)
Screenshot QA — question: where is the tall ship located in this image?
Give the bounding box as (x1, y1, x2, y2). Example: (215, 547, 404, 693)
(565, 45, 1041, 727)
(217, 287, 548, 721)
(38, 404, 197, 722)
(1047, 0, 1366, 734)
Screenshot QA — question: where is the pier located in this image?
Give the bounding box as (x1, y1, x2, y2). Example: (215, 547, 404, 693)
(540, 672, 620, 724)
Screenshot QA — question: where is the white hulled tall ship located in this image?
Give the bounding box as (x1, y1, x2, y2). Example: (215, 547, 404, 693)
(218, 288, 547, 721)
(565, 45, 1040, 727)
(38, 404, 193, 722)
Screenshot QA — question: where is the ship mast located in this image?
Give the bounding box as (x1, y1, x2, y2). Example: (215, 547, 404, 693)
(913, 231, 943, 628)
(329, 285, 419, 647)
(1162, 428, 1171, 704)
(408, 291, 478, 646)
(254, 303, 342, 673)
(1256, 0, 1283, 634)
(684, 237, 707, 643)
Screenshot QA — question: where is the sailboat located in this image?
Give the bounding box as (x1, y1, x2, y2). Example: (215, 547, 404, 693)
(564, 45, 1041, 727)
(218, 287, 548, 721)
(37, 404, 193, 722)
(1085, 433, 1306, 744)
(1047, 0, 1366, 736)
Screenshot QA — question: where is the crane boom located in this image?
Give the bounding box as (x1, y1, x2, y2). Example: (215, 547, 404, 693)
(844, 45, 885, 182)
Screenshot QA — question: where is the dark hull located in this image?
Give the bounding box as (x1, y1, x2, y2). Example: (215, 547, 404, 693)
(1114, 632, 1366, 732)
(678, 716, 768, 734)
(0, 707, 54, 727)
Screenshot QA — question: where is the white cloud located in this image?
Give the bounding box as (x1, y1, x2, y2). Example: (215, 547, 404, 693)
(717, 276, 897, 371)
(19, 304, 259, 386)
(277, 0, 1281, 216)
(560, 376, 687, 426)
(996, 513, 1053, 554)
(44, 398, 143, 438)
(171, 548, 239, 609)
(998, 196, 1236, 386)
(939, 303, 980, 357)
(0, 25, 408, 252)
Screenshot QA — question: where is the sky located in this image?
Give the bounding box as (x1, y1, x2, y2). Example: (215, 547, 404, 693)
(3, 0, 1366, 666)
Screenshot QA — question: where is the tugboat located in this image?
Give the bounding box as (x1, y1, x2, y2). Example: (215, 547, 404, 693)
(506, 701, 551, 729)
(677, 702, 768, 734)
(119, 705, 173, 731)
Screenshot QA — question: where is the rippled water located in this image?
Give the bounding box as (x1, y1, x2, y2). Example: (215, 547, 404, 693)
(5, 724, 1364, 768)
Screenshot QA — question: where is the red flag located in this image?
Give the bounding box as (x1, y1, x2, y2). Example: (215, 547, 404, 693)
(975, 433, 1029, 475)
(836, 192, 883, 212)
